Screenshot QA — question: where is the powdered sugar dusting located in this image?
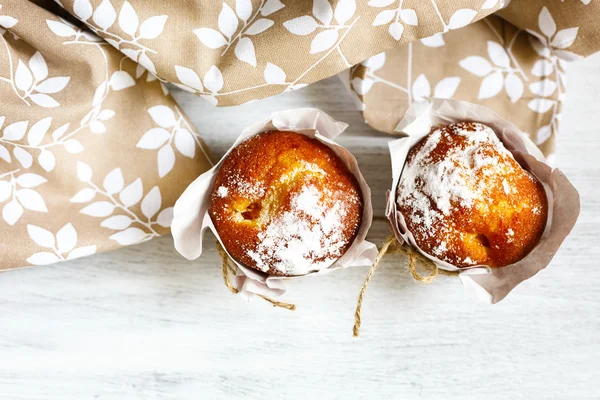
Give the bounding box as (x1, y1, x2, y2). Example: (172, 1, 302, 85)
(217, 186, 228, 198)
(397, 122, 522, 265)
(226, 177, 265, 198)
(246, 184, 354, 275)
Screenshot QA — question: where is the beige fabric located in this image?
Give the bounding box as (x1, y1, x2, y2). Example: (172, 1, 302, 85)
(0, 0, 597, 270)
(350, 14, 566, 159)
(53, 0, 503, 105)
(349, 1, 599, 160)
(0, 1, 211, 269)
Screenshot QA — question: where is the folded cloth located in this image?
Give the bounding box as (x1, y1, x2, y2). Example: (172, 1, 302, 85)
(0, 0, 597, 270)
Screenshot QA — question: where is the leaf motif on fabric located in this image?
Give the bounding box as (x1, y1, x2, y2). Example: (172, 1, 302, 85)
(174, 128, 195, 158)
(388, 22, 403, 41)
(101, 215, 133, 230)
(157, 145, 175, 178)
(481, 0, 499, 10)
(2, 200, 23, 225)
(56, 223, 77, 254)
(412, 74, 431, 102)
(234, 37, 257, 66)
(313, 0, 333, 25)
(93, 0, 116, 30)
(148, 106, 177, 128)
(372, 10, 394, 26)
(70, 188, 96, 203)
(245, 19, 274, 35)
(27, 117, 51, 146)
(434, 77, 460, 99)
(218, 3, 239, 39)
(334, 0, 356, 25)
(529, 79, 557, 98)
(448, 9, 477, 30)
(531, 59, 554, 77)
(139, 15, 168, 39)
(264, 63, 286, 84)
(46, 19, 76, 37)
(29, 52, 48, 82)
(27, 224, 55, 248)
(35, 77, 71, 94)
(203, 66, 224, 93)
(119, 1, 139, 36)
(551, 28, 578, 49)
(73, 0, 93, 21)
(459, 56, 492, 77)
(351, 77, 374, 95)
(29, 94, 59, 108)
(283, 16, 318, 35)
(27, 252, 60, 266)
(141, 186, 162, 219)
(157, 207, 174, 228)
(310, 29, 338, 54)
(137, 128, 171, 149)
(528, 98, 555, 113)
(175, 66, 204, 91)
(504, 72, 523, 103)
(67, 245, 97, 260)
(478, 71, 504, 99)
(109, 227, 148, 245)
(120, 178, 143, 207)
(16, 173, 47, 189)
(15, 60, 33, 92)
(487, 41, 510, 68)
(536, 125, 552, 145)
(236, 0, 253, 22)
(538, 7, 556, 39)
(109, 71, 135, 91)
(3, 121, 28, 141)
(64, 139, 84, 153)
(13, 147, 33, 168)
(16, 189, 48, 212)
(368, 0, 395, 6)
(399, 9, 417, 26)
(261, 0, 285, 16)
(80, 201, 115, 217)
(38, 150, 55, 172)
(103, 168, 125, 195)
(77, 161, 93, 182)
(362, 52, 385, 72)
(0, 15, 18, 29)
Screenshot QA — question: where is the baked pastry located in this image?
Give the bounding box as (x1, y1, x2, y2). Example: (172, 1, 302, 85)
(397, 122, 548, 268)
(209, 131, 363, 276)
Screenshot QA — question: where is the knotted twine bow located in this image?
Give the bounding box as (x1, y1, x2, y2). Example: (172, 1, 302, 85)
(352, 235, 459, 337)
(216, 241, 296, 311)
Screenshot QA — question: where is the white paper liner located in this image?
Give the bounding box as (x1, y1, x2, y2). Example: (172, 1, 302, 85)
(171, 108, 377, 302)
(388, 99, 580, 304)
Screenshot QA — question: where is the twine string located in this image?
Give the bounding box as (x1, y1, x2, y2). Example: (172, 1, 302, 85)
(352, 235, 397, 337)
(217, 241, 296, 311)
(353, 236, 459, 337)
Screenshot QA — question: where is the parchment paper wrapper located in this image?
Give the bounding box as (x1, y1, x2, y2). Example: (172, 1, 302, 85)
(387, 99, 580, 304)
(172, 108, 377, 301)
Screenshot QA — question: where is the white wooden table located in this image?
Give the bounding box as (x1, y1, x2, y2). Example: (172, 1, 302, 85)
(1, 52, 599, 399)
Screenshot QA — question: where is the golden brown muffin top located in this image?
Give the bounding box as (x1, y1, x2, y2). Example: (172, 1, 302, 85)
(209, 131, 363, 276)
(397, 122, 548, 268)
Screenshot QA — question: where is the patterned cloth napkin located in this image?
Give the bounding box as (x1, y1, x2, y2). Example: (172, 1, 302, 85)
(0, 0, 597, 270)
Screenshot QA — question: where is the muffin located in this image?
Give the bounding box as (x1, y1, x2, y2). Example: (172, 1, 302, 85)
(209, 131, 363, 276)
(397, 122, 548, 268)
